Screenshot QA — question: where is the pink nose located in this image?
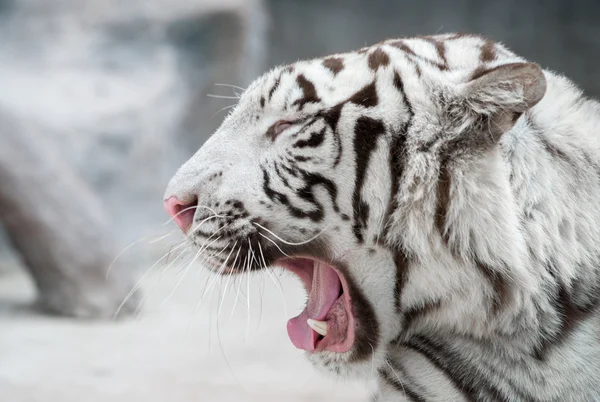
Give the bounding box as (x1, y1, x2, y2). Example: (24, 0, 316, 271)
(163, 196, 198, 233)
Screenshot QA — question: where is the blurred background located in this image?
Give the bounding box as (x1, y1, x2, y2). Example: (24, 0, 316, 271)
(0, 0, 598, 401)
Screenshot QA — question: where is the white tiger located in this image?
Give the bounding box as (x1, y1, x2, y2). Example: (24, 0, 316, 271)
(163, 33, 600, 401)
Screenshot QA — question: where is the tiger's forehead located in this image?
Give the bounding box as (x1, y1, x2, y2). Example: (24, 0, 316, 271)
(229, 33, 520, 125)
(237, 50, 380, 114)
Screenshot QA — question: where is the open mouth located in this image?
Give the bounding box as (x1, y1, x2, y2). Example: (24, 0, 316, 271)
(277, 257, 355, 353)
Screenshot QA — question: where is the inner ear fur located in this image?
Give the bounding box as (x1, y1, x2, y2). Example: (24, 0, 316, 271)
(460, 62, 547, 138)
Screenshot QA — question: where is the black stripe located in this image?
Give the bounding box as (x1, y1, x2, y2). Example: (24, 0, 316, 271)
(435, 163, 451, 245)
(402, 299, 442, 331)
(393, 250, 410, 312)
(474, 260, 511, 315)
(389, 40, 446, 71)
(293, 74, 321, 110)
(293, 127, 326, 148)
(296, 169, 340, 214)
(273, 162, 290, 187)
(319, 104, 344, 166)
(348, 81, 379, 108)
(322, 57, 345, 75)
(321, 104, 343, 132)
(534, 265, 600, 360)
(268, 76, 281, 101)
(420, 36, 448, 70)
(406, 336, 509, 402)
(261, 167, 323, 221)
(380, 69, 413, 242)
(538, 135, 579, 171)
(279, 162, 299, 178)
(352, 116, 386, 243)
(377, 368, 427, 402)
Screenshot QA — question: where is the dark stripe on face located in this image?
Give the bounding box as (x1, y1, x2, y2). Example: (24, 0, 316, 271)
(322, 57, 345, 75)
(321, 104, 343, 132)
(348, 81, 379, 108)
(381, 70, 413, 242)
(293, 74, 321, 110)
(389, 40, 447, 71)
(406, 336, 511, 402)
(260, 96, 265, 108)
(421, 36, 448, 69)
(279, 162, 299, 178)
(378, 368, 427, 402)
(293, 127, 325, 148)
(265, 161, 341, 220)
(296, 169, 341, 214)
(268, 76, 281, 101)
(261, 167, 323, 221)
(480, 40, 497, 62)
(368, 48, 390, 70)
(352, 117, 386, 243)
(319, 104, 344, 166)
(273, 162, 290, 187)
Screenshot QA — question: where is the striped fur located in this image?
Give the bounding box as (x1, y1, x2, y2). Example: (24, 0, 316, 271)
(164, 33, 600, 400)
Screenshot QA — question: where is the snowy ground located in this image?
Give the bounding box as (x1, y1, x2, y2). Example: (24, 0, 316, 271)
(0, 257, 370, 402)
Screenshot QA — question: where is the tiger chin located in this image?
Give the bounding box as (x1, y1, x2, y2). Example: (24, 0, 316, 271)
(164, 33, 600, 401)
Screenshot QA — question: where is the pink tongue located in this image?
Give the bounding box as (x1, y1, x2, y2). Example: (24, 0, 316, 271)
(287, 262, 341, 351)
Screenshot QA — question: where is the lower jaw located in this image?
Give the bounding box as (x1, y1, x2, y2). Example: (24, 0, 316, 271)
(314, 295, 355, 353)
(278, 257, 356, 354)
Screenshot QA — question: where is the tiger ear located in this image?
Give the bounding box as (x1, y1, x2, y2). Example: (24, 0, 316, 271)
(460, 62, 547, 136)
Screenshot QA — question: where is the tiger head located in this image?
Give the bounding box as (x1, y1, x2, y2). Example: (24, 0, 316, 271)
(163, 34, 546, 378)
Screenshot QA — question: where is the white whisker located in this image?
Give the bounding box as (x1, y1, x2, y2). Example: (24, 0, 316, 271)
(160, 247, 203, 307)
(216, 253, 235, 319)
(190, 242, 236, 320)
(134, 246, 189, 317)
(253, 222, 329, 246)
(258, 233, 292, 258)
(160, 233, 223, 307)
(248, 244, 265, 330)
(385, 358, 406, 398)
(147, 232, 175, 244)
(214, 301, 248, 394)
(210, 104, 237, 120)
(113, 242, 188, 318)
(258, 241, 288, 318)
(230, 247, 246, 317)
(245, 243, 252, 343)
(206, 94, 241, 100)
(214, 83, 246, 92)
(105, 231, 177, 279)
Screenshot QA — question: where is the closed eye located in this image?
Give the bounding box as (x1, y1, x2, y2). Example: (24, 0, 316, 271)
(268, 120, 295, 140)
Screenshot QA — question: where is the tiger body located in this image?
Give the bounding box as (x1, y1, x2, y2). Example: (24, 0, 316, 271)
(164, 33, 600, 401)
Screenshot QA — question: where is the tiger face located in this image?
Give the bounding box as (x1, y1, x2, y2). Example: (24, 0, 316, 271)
(163, 34, 546, 379)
